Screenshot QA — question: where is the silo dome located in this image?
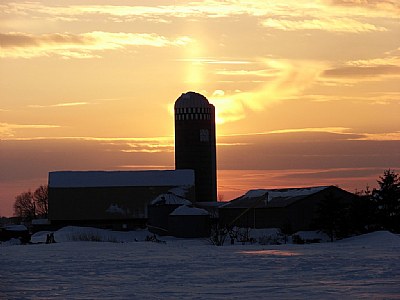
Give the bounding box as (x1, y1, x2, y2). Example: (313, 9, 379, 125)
(175, 92, 210, 109)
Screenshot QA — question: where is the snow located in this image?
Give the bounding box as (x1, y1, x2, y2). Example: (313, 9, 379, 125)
(31, 219, 50, 225)
(170, 205, 209, 216)
(151, 193, 192, 205)
(244, 186, 328, 201)
(1, 228, 400, 299)
(4, 224, 27, 231)
(48, 170, 195, 188)
(293, 231, 331, 243)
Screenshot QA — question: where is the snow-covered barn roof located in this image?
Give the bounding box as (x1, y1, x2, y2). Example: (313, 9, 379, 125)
(170, 205, 209, 216)
(48, 170, 195, 188)
(221, 186, 331, 209)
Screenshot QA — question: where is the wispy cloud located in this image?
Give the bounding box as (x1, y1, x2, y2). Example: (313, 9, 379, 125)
(176, 58, 252, 65)
(324, 65, 400, 78)
(2, 1, 394, 34)
(321, 53, 400, 83)
(326, 0, 400, 15)
(220, 127, 352, 137)
(29, 102, 90, 108)
(220, 127, 400, 142)
(210, 59, 326, 123)
(2, 135, 176, 153)
(296, 92, 400, 104)
(0, 31, 192, 59)
(352, 132, 400, 141)
(267, 127, 351, 135)
(261, 17, 386, 33)
(0, 123, 61, 138)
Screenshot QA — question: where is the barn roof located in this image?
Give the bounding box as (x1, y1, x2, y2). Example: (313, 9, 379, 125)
(220, 186, 331, 209)
(48, 170, 195, 188)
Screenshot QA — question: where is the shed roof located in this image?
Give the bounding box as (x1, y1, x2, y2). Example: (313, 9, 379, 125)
(170, 205, 209, 216)
(48, 170, 195, 188)
(221, 186, 331, 209)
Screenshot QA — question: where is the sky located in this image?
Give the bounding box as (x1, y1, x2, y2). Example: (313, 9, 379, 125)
(1, 0, 399, 216)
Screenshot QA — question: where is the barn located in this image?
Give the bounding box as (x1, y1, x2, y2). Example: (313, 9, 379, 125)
(218, 186, 357, 233)
(48, 170, 195, 229)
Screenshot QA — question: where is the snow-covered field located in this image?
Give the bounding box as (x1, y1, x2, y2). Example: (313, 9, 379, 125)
(1, 227, 400, 299)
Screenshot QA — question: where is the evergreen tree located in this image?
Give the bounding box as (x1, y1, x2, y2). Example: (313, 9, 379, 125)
(373, 169, 400, 232)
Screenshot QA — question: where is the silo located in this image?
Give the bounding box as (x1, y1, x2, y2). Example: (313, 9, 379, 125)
(174, 92, 217, 202)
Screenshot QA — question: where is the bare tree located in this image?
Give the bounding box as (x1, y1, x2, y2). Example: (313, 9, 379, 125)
(14, 191, 36, 220)
(13, 185, 49, 220)
(33, 185, 48, 218)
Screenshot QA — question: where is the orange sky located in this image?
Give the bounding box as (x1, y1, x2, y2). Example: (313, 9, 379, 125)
(1, 0, 399, 216)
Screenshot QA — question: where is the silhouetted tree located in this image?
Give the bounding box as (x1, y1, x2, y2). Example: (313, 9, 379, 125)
(14, 191, 36, 221)
(33, 185, 48, 218)
(372, 169, 400, 232)
(13, 185, 49, 220)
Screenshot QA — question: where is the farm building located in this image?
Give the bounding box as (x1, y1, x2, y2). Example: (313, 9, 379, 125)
(168, 205, 210, 238)
(147, 192, 192, 235)
(219, 186, 358, 233)
(48, 170, 195, 229)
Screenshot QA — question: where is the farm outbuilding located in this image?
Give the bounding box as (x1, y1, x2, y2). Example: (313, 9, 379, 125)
(48, 170, 195, 228)
(219, 186, 357, 233)
(147, 193, 192, 235)
(168, 205, 211, 238)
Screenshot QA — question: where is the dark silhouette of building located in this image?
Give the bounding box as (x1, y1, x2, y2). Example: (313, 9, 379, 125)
(48, 170, 195, 229)
(218, 186, 357, 233)
(174, 92, 217, 202)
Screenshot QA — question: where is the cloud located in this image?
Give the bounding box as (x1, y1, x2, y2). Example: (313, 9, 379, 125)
(220, 127, 353, 138)
(28, 102, 90, 108)
(175, 58, 252, 65)
(352, 132, 400, 141)
(0, 31, 192, 59)
(266, 127, 351, 135)
(2, 1, 395, 31)
(261, 17, 386, 33)
(220, 127, 400, 142)
(326, 0, 400, 15)
(1, 134, 175, 154)
(0, 123, 60, 138)
(324, 65, 400, 77)
(321, 53, 400, 83)
(209, 59, 326, 124)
